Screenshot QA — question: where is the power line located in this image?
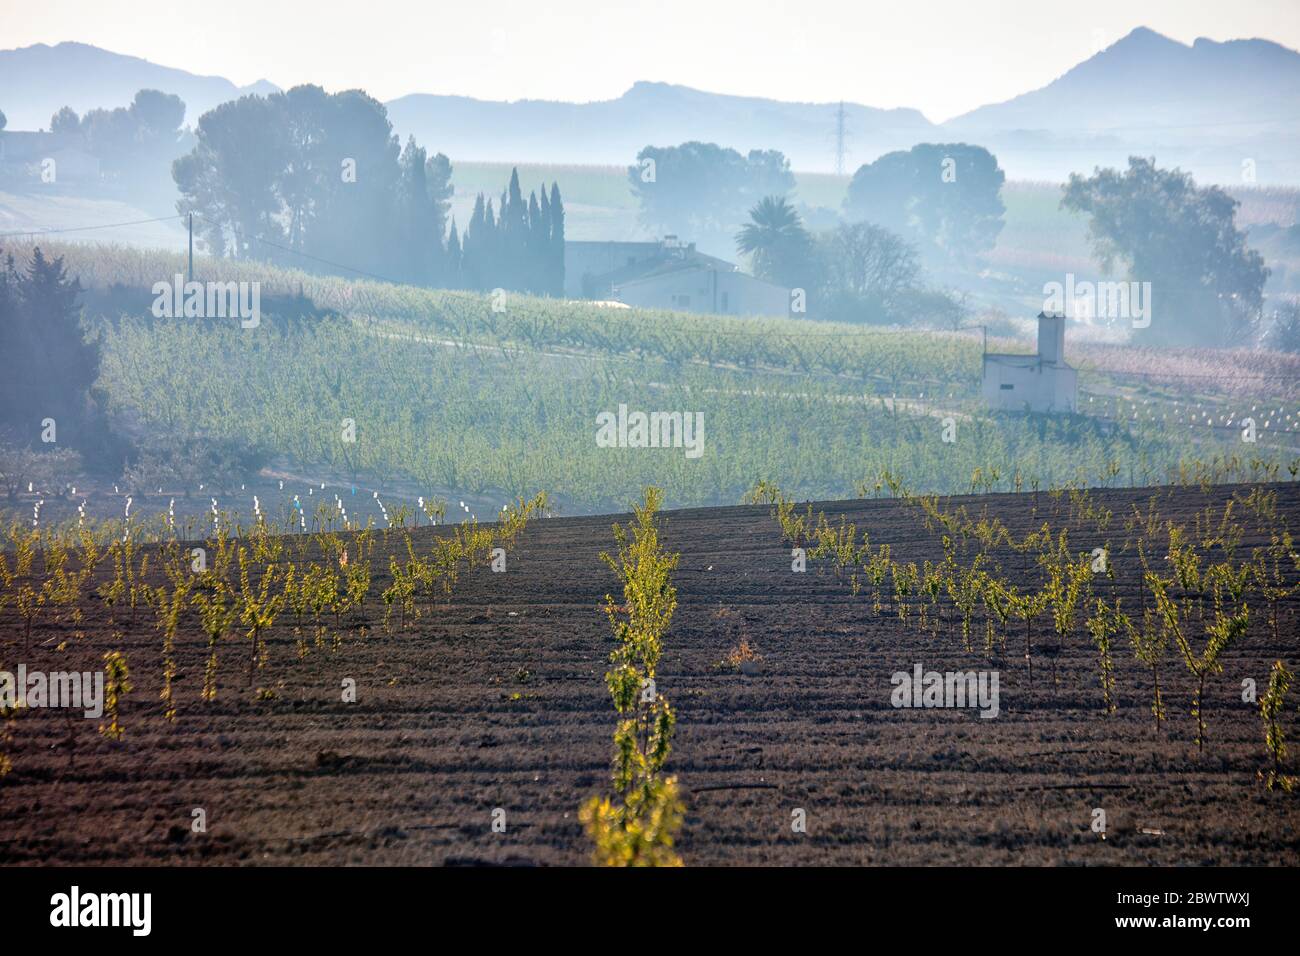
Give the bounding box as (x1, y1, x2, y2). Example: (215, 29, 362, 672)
(195, 216, 992, 343)
(13, 211, 964, 343)
(0, 214, 184, 239)
(10, 213, 1298, 359)
(194, 214, 411, 287)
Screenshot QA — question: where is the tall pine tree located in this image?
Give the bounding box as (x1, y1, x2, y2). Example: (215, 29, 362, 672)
(550, 182, 566, 296)
(526, 190, 543, 292)
(446, 218, 462, 288)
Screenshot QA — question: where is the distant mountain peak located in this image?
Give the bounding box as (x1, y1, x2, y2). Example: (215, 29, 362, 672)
(946, 25, 1300, 130)
(1111, 25, 1178, 47)
(0, 41, 280, 129)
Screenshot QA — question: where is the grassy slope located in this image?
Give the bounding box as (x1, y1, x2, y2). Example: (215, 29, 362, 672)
(0, 189, 183, 247)
(8, 238, 1293, 514)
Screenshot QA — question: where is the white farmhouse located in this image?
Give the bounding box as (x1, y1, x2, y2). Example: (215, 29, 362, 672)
(613, 261, 790, 318)
(564, 236, 791, 317)
(982, 312, 1077, 413)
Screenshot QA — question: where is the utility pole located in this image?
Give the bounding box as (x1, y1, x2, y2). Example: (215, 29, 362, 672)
(187, 212, 193, 283)
(833, 101, 849, 177)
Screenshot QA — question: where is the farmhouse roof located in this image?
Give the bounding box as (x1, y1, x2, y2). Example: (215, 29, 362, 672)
(614, 259, 785, 291)
(594, 246, 734, 287)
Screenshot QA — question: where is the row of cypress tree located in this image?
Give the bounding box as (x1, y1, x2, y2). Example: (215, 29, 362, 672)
(449, 168, 565, 296)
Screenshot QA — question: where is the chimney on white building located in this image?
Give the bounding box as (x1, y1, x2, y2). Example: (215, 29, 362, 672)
(1037, 311, 1066, 365)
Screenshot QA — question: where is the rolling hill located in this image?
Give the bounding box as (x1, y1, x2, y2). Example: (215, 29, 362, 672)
(0, 41, 278, 130)
(5, 30, 1299, 182)
(385, 81, 936, 170)
(946, 27, 1300, 137)
(941, 28, 1300, 183)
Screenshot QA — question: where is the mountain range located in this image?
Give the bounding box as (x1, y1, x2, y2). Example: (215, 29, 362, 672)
(384, 82, 935, 172)
(3, 29, 1298, 182)
(0, 41, 277, 129)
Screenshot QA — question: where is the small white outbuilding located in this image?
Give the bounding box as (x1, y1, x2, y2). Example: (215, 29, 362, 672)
(982, 312, 1077, 413)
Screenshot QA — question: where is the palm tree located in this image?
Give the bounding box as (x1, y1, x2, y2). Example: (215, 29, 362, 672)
(735, 196, 811, 286)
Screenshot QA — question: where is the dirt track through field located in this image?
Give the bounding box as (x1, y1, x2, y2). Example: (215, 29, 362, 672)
(2, 484, 1299, 865)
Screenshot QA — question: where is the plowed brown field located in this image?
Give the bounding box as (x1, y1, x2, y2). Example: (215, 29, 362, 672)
(3, 483, 1299, 866)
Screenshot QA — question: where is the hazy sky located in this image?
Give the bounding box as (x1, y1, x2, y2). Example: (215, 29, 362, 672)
(6, 0, 1299, 121)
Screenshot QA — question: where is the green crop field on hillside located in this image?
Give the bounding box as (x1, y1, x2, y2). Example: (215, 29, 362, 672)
(6, 239, 1295, 515)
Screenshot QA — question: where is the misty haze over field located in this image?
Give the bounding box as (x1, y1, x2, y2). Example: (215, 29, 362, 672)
(3, 26, 1299, 182)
